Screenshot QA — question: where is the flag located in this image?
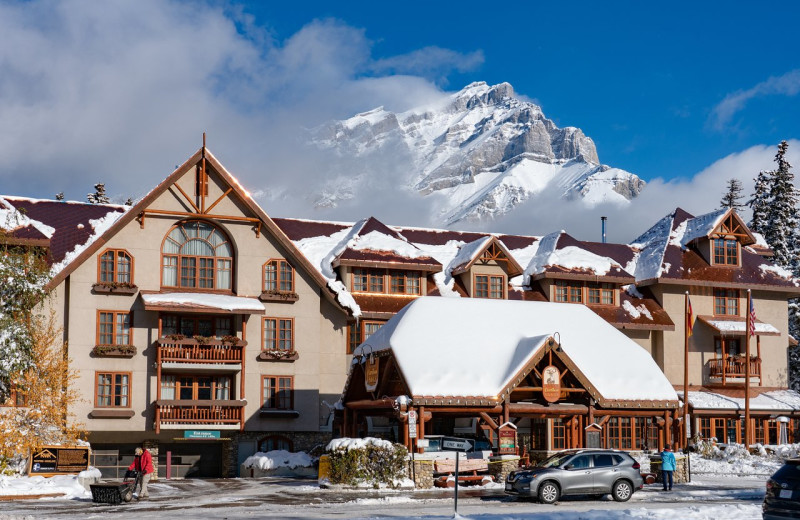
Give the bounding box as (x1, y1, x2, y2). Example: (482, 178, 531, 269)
(749, 298, 757, 337)
(686, 296, 695, 338)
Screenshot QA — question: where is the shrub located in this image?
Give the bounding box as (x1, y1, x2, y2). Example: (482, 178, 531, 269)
(325, 437, 408, 488)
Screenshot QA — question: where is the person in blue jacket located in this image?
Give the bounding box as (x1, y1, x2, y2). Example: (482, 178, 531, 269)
(661, 445, 676, 491)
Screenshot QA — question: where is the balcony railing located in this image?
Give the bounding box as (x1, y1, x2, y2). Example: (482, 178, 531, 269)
(157, 337, 245, 364)
(155, 400, 245, 433)
(707, 356, 761, 384)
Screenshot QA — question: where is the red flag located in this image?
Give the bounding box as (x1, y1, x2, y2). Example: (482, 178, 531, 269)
(687, 296, 695, 338)
(749, 298, 757, 337)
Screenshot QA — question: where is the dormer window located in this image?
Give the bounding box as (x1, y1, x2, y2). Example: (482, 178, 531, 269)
(352, 268, 422, 295)
(554, 280, 616, 306)
(475, 274, 505, 299)
(713, 238, 739, 266)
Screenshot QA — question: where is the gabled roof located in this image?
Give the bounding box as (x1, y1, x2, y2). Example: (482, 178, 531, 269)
(449, 235, 524, 277)
(349, 297, 678, 405)
(629, 208, 799, 291)
(523, 231, 634, 283)
(38, 148, 350, 314)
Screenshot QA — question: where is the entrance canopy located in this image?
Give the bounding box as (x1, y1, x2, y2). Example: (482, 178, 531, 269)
(141, 292, 265, 315)
(349, 297, 678, 406)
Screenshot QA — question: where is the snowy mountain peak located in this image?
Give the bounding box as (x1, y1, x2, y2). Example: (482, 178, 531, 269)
(311, 81, 645, 226)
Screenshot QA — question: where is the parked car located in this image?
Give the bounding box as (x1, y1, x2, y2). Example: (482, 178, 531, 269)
(763, 458, 800, 519)
(505, 449, 644, 503)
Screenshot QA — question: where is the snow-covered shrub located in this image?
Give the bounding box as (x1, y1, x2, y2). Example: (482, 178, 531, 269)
(325, 437, 408, 488)
(243, 450, 313, 470)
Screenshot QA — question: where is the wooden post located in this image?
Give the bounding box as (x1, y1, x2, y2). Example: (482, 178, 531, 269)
(419, 406, 426, 451)
(757, 335, 762, 385)
(240, 315, 246, 400)
(664, 410, 671, 449)
(683, 291, 690, 449)
(745, 289, 752, 447)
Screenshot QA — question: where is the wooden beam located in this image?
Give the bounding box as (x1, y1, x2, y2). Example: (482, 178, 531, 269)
(479, 412, 499, 430)
(172, 183, 200, 213)
(205, 187, 233, 214)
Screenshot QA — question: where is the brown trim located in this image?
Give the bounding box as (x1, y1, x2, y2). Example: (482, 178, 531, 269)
(635, 277, 800, 294)
(160, 220, 234, 291)
(89, 409, 135, 418)
(334, 258, 442, 272)
(351, 268, 423, 295)
(95, 310, 133, 346)
(552, 280, 617, 306)
(155, 399, 245, 407)
(97, 248, 134, 286)
(261, 375, 294, 410)
(451, 237, 524, 277)
(472, 272, 506, 299)
(262, 258, 295, 294)
(94, 371, 132, 409)
(262, 316, 295, 352)
(712, 288, 740, 316)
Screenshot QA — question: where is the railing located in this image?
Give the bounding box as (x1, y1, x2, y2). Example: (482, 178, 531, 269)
(156, 401, 244, 431)
(157, 339, 244, 364)
(707, 356, 761, 383)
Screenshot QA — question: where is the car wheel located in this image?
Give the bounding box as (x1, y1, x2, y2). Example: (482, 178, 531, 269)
(538, 481, 560, 504)
(612, 480, 633, 502)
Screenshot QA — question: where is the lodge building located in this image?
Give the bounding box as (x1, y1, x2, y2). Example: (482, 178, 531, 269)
(2, 145, 799, 477)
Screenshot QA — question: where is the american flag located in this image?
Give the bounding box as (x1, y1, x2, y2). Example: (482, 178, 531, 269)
(749, 297, 757, 337)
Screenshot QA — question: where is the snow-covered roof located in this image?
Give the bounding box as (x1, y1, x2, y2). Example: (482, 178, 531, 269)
(0, 196, 55, 238)
(352, 297, 678, 403)
(699, 317, 780, 335)
(523, 231, 625, 279)
(686, 389, 800, 412)
(141, 293, 264, 313)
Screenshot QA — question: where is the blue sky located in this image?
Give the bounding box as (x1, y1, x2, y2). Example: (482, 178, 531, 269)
(0, 1, 798, 239)
(240, 1, 799, 181)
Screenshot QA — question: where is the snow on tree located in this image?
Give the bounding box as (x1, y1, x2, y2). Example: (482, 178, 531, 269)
(748, 169, 771, 237)
(764, 141, 798, 270)
(124, 197, 133, 206)
(87, 183, 110, 204)
(719, 178, 745, 211)
(54, 192, 64, 201)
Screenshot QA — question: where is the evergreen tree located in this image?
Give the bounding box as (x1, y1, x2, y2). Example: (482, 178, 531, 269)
(764, 141, 798, 270)
(124, 197, 133, 206)
(54, 192, 64, 201)
(748, 169, 771, 237)
(87, 183, 109, 204)
(720, 178, 745, 211)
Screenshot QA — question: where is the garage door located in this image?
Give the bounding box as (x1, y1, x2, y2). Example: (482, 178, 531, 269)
(158, 442, 223, 478)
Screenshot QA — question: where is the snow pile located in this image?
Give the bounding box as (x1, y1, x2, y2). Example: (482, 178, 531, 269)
(0, 474, 89, 498)
(242, 450, 312, 470)
(78, 467, 102, 479)
(326, 437, 395, 452)
(688, 389, 800, 412)
(688, 440, 788, 476)
(760, 263, 796, 281)
(448, 237, 492, 272)
(678, 209, 727, 247)
(350, 231, 428, 259)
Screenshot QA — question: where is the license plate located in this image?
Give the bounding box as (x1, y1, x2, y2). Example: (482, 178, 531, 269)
(505, 483, 512, 491)
(781, 490, 793, 499)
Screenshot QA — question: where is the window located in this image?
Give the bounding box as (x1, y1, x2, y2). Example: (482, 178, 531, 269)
(259, 435, 293, 452)
(551, 419, 566, 450)
(97, 311, 131, 346)
(587, 283, 615, 305)
(353, 268, 422, 294)
(714, 289, 739, 315)
(607, 417, 633, 449)
(390, 271, 421, 295)
(262, 376, 293, 410)
(263, 318, 294, 351)
(161, 314, 233, 338)
(347, 320, 385, 354)
(1, 385, 27, 407)
(98, 249, 133, 284)
(161, 375, 231, 400)
(96, 372, 130, 408)
(700, 417, 726, 442)
(713, 238, 739, 266)
(556, 281, 616, 305)
(714, 337, 741, 358)
(162, 221, 233, 290)
(475, 274, 505, 299)
(263, 259, 294, 293)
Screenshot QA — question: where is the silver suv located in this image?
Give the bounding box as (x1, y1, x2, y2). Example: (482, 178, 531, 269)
(505, 449, 644, 503)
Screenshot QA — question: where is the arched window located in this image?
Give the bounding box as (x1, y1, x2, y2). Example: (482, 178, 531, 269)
(162, 221, 233, 290)
(258, 435, 293, 453)
(99, 249, 133, 284)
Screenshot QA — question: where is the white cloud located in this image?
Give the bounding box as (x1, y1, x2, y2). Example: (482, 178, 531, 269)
(0, 1, 480, 202)
(710, 69, 800, 130)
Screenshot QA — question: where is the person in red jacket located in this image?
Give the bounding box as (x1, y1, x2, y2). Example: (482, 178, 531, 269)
(128, 447, 154, 498)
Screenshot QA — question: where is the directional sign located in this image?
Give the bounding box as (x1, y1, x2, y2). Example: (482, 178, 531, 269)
(442, 438, 473, 452)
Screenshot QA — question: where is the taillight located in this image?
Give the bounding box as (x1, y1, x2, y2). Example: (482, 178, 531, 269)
(632, 461, 641, 470)
(766, 480, 777, 497)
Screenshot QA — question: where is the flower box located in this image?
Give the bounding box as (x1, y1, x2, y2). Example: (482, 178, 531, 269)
(91, 283, 138, 295)
(259, 290, 299, 303)
(92, 345, 137, 358)
(258, 350, 299, 362)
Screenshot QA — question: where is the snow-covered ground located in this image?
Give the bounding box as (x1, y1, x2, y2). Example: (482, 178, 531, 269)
(0, 449, 782, 519)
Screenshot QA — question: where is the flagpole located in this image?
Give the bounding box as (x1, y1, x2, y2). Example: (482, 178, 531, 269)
(683, 291, 690, 450)
(745, 289, 752, 447)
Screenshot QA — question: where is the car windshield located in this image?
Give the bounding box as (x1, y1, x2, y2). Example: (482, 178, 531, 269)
(540, 452, 574, 468)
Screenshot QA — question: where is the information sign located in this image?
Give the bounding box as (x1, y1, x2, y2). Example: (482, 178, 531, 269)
(29, 446, 90, 476)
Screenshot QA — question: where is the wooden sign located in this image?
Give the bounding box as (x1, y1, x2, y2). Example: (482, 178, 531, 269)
(29, 446, 90, 476)
(498, 425, 517, 454)
(542, 365, 561, 403)
(365, 354, 379, 392)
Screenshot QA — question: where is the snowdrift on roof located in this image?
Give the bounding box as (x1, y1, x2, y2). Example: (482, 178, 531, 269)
(353, 297, 678, 402)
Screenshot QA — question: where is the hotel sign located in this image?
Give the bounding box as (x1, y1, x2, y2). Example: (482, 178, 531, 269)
(542, 365, 561, 403)
(365, 354, 379, 392)
(29, 446, 90, 476)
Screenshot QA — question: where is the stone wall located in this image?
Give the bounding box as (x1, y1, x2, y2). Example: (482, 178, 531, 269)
(229, 431, 333, 478)
(650, 454, 690, 484)
(407, 458, 434, 489)
(489, 455, 520, 483)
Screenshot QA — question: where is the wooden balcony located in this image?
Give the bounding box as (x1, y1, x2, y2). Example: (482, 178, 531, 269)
(155, 400, 245, 433)
(706, 356, 762, 385)
(157, 337, 245, 365)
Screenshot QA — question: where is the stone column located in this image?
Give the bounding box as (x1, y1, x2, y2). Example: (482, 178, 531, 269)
(489, 455, 519, 483)
(407, 457, 434, 489)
